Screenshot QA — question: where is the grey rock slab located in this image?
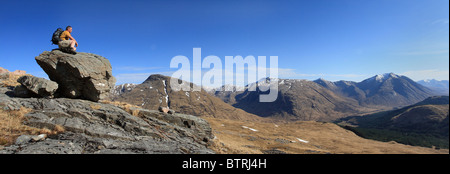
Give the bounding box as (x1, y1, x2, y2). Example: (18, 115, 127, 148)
(16, 76, 58, 98)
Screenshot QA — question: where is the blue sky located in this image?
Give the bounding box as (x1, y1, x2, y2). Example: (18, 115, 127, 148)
(0, 0, 448, 86)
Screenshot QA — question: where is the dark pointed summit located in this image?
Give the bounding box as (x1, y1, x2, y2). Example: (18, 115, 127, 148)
(144, 74, 171, 83)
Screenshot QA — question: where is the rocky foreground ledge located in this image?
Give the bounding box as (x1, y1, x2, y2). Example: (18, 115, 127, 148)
(0, 86, 214, 154)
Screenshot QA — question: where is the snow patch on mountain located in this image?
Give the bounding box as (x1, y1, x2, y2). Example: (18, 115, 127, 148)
(163, 80, 169, 105)
(373, 73, 400, 82)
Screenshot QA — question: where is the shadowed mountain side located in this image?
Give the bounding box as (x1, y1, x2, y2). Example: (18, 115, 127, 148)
(336, 96, 449, 149)
(232, 79, 371, 122)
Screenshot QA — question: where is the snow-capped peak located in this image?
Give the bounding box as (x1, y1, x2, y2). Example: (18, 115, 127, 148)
(215, 84, 246, 92)
(256, 77, 280, 84)
(373, 73, 399, 82)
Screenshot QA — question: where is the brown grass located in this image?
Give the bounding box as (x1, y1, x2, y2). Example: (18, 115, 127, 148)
(100, 100, 141, 116)
(204, 117, 449, 154)
(90, 104, 102, 110)
(0, 107, 64, 146)
(53, 124, 65, 133)
(0, 74, 31, 87)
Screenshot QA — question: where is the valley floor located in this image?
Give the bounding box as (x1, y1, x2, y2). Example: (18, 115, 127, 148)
(204, 117, 448, 154)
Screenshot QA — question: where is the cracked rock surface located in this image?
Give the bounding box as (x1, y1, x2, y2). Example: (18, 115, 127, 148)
(0, 87, 214, 154)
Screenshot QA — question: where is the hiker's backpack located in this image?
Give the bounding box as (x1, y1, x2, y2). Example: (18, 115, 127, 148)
(51, 28, 64, 45)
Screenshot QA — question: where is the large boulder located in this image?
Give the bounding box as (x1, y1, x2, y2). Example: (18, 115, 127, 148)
(15, 76, 58, 98)
(35, 50, 116, 102)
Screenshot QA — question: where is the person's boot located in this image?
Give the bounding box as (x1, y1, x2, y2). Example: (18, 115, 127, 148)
(60, 47, 76, 55)
(68, 47, 77, 55)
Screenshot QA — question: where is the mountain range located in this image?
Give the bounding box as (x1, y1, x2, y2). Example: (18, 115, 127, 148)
(112, 72, 443, 123)
(110, 72, 448, 149)
(209, 73, 437, 121)
(314, 73, 436, 108)
(106, 72, 447, 151)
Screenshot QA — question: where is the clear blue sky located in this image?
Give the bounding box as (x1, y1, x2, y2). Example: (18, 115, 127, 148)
(1, 0, 448, 85)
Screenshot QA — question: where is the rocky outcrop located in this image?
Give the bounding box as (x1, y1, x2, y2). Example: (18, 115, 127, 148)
(10, 70, 26, 76)
(0, 68, 27, 79)
(158, 106, 176, 114)
(15, 76, 58, 98)
(35, 50, 116, 102)
(0, 86, 214, 154)
(0, 67, 27, 87)
(0, 67, 10, 74)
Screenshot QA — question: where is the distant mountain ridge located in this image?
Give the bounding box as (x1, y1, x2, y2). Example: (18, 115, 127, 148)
(113, 73, 438, 122)
(417, 79, 449, 95)
(112, 83, 138, 96)
(314, 73, 436, 108)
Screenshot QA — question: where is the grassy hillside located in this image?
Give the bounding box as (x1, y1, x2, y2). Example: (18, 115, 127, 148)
(337, 96, 449, 149)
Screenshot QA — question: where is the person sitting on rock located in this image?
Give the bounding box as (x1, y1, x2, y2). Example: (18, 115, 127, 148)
(58, 26, 78, 53)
